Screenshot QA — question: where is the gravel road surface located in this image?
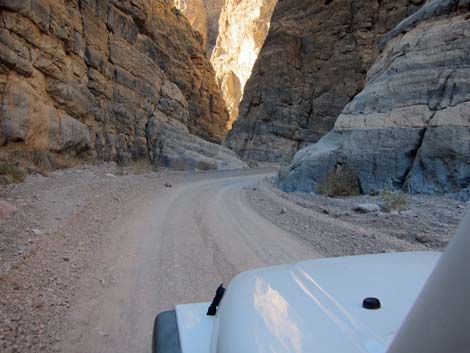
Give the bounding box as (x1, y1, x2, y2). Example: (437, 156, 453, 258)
(59, 171, 319, 353)
(1, 165, 461, 353)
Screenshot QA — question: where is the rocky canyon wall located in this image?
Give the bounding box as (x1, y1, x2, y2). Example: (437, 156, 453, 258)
(210, 0, 277, 129)
(173, 0, 223, 53)
(175, 0, 277, 129)
(225, 0, 425, 162)
(0, 0, 243, 169)
(278, 0, 470, 198)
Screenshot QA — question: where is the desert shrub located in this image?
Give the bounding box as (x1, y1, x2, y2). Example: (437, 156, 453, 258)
(0, 163, 26, 185)
(382, 189, 409, 212)
(246, 160, 259, 168)
(318, 168, 360, 197)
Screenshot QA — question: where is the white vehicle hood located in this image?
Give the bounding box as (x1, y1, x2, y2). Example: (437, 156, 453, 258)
(209, 251, 440, 353)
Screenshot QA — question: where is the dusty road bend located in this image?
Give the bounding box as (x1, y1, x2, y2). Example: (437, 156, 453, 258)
(59, 170, 320, 353)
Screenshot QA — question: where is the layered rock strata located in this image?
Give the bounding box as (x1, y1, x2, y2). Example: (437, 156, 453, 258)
(278, 0, 470, 198)
(226, 0, 424, 162)
(0, 0, 237, 168)
(210, 0, 277, 128)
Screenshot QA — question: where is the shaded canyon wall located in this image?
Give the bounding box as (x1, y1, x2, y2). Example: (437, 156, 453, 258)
(226, 0, 425, 162)
(278, 0, 470, 198)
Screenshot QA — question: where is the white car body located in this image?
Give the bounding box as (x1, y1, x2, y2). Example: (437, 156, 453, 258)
(172, 251, 440, 353)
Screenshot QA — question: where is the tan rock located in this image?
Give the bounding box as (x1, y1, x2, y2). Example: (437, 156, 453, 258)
(0, 0, 229, 164)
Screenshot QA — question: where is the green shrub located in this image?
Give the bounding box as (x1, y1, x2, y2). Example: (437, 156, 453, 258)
(318, 168, 360, 197)
(382, 189, 409, 212)
(0, 163, 26, 184)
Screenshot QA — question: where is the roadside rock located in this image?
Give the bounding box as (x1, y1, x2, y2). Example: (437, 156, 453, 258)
(146, 112, 248, 171)
(226, 0, 423, 162)
(146, 81, 247, 170)
(354, 203, 381, 214)
(278, 1, 470, 198)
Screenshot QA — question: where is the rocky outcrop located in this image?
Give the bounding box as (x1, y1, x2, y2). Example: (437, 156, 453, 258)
(0, 0, 234, 167)
(210, 0, 277, 128)
(226, 0, 424, 162)
(147, 111, 247, 171)
(173, 0, 208, 47)
(278, 0, 470, 198)
(173, 0, 223, 53)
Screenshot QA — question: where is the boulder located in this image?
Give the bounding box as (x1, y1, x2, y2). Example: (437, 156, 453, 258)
(146, 112, 248, 171)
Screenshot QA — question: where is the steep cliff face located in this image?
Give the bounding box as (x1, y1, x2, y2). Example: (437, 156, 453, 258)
(278, 0, 470, 198)
(226, 0, 424, 162)
(210, 0, 277, 128)
(0, 0, 235, 167)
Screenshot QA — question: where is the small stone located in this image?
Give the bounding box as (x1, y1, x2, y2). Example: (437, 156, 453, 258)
(280, 208, 286, 214)
(62, 257, 70, 262)
(252, 187, 257, 191)
(105, 173, 116, 178)
(164, 182, 173, 188)
(415, 234, 432, 244)
(457, 205, 465, 209)
(354, 203, 381, 213)
(31, 228, 43, 236)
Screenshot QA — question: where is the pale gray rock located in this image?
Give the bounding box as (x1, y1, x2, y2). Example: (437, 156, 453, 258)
(278, 1, 470, 199)
(354, 203, 381, 213)
(146, 108, 247, 171)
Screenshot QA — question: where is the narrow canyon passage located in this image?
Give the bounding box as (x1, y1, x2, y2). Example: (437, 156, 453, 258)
(59, 171, 319, 353)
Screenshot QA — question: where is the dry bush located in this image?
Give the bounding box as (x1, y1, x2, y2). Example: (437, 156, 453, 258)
(318, 168, 361, 197)
(382, 189, 409, 212)
(0, 145, 84, 184)
(0, 163, 26, 185)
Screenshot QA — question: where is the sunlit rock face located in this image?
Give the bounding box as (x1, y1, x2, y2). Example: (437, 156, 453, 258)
(226, 0, 425, 162)
(211, 0, 277, 129)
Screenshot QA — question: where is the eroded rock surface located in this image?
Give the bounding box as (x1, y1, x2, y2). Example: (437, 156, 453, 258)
(278, 0, 470, 198)
(146, 80, 248, 170)
(226, 0, 424, 162)
(0, 0, 231, 166)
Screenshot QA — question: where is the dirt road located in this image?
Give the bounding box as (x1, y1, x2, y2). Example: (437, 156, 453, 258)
(1, 166, 459, 353)
(59, 171, 319, 353)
